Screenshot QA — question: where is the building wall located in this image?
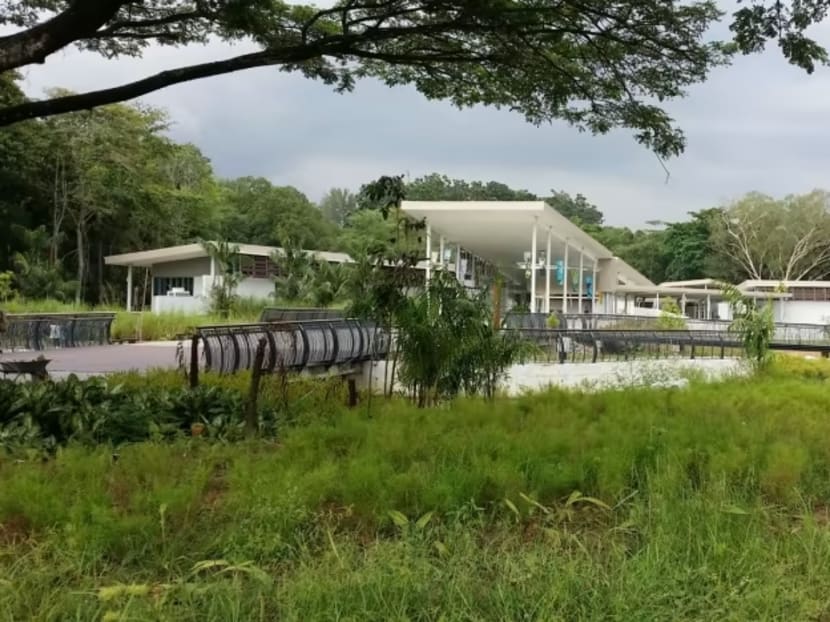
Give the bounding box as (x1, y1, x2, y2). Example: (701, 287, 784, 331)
(153, 257, 212, 296)
(236, 277, 274, 300)
(774, 301, 830, 325)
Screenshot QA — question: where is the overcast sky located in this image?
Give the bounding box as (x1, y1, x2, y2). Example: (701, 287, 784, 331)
(13, 10, 830, 228)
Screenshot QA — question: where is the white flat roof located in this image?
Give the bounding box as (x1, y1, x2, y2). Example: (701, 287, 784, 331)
(105, 243, 352, 268)
(401, 200, 652, 284)
(614, 284, 791, 299)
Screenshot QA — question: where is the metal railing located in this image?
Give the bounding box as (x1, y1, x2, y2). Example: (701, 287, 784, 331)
(259, 307, 345, 323)
(197, 319, 387, 374)
(0, 313, 115, 351)
(504, 312, 830, 344)
(509, 327, 830, 364)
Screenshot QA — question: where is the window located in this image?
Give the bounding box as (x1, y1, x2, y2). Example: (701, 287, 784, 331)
(239, 255, 277, 279)
(153, 277, 194, 296)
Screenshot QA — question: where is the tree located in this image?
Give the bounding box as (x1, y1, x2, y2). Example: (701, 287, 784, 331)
(319, 188, 357, 227)
(221, 178, 336, 250)
(659, 208, 731, 282)
(306, 259, 348, 308)
(711, 191, 830, 281)
(730, 1, 830, 73)
(271, 239, 312, 303)
(406, 174, 536, 201)
(202, 240, 241, 318)
(545, 191, 604, 227)
(0, 1, 730, 158)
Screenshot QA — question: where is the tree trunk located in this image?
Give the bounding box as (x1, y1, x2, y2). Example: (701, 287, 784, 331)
(75, 218, 85, 305)
(97, 239, 104, 304)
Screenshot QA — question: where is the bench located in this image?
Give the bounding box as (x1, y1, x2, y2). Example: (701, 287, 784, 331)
(0, 358, 50, 381)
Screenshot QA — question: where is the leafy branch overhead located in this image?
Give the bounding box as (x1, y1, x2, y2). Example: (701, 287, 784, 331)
(0, 0, 732, 157)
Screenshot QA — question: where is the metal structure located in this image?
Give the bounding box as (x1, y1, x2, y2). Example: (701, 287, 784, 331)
(197, 319, 387, 374)
(0, 313, 115, 352)
(509, 327, 830, 364)
(504, 312, 830, 344)
(259, 307, 346, 323)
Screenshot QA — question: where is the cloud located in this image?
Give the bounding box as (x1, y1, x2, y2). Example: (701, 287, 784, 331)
(14, 21, 830, 228)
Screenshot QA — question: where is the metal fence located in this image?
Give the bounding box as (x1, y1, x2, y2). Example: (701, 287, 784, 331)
(197, 319, 387, 374)
(259, 307, 346, 323)
(504, 312, 830, 344)
(0, 313, 115, 351)
(509, 327, 830, 364)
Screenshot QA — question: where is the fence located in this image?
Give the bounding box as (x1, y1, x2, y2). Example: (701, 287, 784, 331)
(197, 319, 387, 374)
(259, 307, 346, 323)
(504, 312, 830, 344)
(0, 313, 115, 352)
(509, 327, 830, 364)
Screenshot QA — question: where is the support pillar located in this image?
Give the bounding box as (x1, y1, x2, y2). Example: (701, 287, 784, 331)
(680, 293, 687, 317)
(562, 240, 569, 313)
(438, 235, 445, 271)
(126, 264, 133, 312)
(592, 263, 598, 314)
(425, 223, 432, 285)
(706, 294, 711, 320)
(530, 219, 538, 312)
(544, 229, 552, 314)
(578, 248, 584, 313)
(456, 244, 462, 283)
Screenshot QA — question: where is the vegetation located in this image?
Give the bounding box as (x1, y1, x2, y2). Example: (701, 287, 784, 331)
(723, 284, 776, 371)
(656, 297, 687, 330)
(3, 363, 830, 618)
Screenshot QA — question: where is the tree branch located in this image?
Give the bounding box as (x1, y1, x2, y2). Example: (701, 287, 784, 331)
(0, 0, 128, 72)
(0, 45, 332, 127)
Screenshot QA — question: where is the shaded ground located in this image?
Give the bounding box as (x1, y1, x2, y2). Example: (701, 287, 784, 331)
(0, 342, 185, 376)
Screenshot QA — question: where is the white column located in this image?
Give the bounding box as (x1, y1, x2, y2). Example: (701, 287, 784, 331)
(706, 294, 711, 320)
(530, 220, 538, 312)
(456, 244, 462, 282)
(578, 248, 584, 313)
(126, 264, 133, 312)
(592, 263, 598, 314)
(655, 292, 660, 313)
(210, 256, 216, 278)
(562, 240, 569, 313)
(438, 235, 445, 271)
(681, 293, 687, 316)
(544, 229, 552, 314)
(425, 223, 432, 285)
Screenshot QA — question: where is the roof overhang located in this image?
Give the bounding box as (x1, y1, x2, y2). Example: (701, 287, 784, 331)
(401, 201, 620, 281)
(105, 242, 425, 270)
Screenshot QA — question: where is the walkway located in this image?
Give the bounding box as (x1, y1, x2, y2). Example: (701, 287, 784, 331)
(0, 341, 184, 377)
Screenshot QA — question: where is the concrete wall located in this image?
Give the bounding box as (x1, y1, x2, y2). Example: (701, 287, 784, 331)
(236, 277, 274, 300)
(359, 358, 746, 396)
(774, 301, 830, 325)
(153, 257, 212, 296)
(151, 294, 209, 314)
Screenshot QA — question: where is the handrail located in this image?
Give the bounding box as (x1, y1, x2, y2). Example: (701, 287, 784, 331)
(197, 319, 387, 374)
(0, 312, 115, 351)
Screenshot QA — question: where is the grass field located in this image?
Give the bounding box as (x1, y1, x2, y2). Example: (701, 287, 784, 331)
(2, 359, 830, 620)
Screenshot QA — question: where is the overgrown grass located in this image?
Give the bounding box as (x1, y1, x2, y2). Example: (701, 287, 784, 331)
(3, 367, 830, 619)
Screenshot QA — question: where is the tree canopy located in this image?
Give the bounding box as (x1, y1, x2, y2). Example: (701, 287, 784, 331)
(0, 0, 735, 157)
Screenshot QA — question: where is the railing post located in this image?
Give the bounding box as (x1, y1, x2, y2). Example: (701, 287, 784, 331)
(189, 333, 200, 388)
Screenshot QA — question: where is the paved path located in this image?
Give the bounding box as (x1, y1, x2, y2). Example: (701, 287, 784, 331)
(0, 342, 188, 376)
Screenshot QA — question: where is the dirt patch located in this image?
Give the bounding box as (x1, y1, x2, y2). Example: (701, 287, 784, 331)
(202, 462, 230, 510)
(0, 514, 31, 545)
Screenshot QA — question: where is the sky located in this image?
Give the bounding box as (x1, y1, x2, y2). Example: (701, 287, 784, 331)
(13, 8, 830, 228)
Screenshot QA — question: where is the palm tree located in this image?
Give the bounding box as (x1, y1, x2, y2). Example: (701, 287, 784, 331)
(201, 240, 241, 318)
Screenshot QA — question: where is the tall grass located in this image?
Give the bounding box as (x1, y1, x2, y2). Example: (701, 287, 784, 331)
(2, 371, 830, 619)
(4, 297, 346, 341)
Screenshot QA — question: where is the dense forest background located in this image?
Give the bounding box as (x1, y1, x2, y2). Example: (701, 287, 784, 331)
(2, 73, 824, 306)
